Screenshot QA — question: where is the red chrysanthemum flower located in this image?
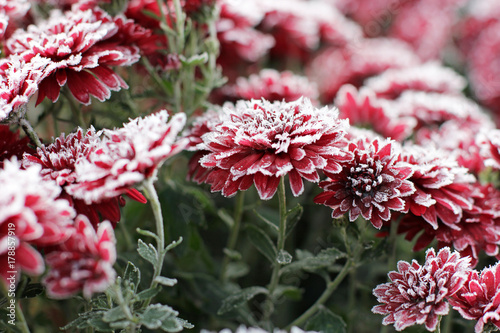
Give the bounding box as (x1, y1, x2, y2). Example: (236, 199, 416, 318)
(398, 145, 475, 233)
(197, 97, 352, 200)
(5, 7, 140, 105)
(365, 62, 467, 100)
(43, 215, 116, 299)
(0, 124, 34, 168)
(217, 69, 319, 105)
(22, 127, 146, 228)
(67, 110, 187, 204)
(0, 53, 53, 121)
(314, 137, 415, 229)
(0, 159, 75, 283)
(480, 129, 500, 171)
(449, 262, 500, 333)
(307, 38, 420, 103)
(335, 84, 416, 142)
(372, 247, 471, 332)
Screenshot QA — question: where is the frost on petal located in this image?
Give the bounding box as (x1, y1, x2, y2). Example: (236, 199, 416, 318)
(67, 110, 187, 204)
(373, 247, 471, 332)
(192, 97, 350, 200)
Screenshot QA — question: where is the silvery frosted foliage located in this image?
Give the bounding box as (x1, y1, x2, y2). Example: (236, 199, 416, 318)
(372, 247, 471, 332)
(0, 158, 75, 282)
(449, 262, 500, 333)
(67, 111, 188, 204)
(0, 53, 52, 122)
(201, 326, 319, 333)
(197, 97, 352, 200)
(365, 62, 467, 99)
(314, 137, 415, 229)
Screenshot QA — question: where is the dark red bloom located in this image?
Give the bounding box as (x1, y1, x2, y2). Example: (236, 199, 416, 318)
(197, 98, 351, 199)
(43, 215, 116, 299)
(0, 124, 34, 168)
(449, 262, 500, 333)
(373, 247, 471, 331)
(314, 137, 415, 229)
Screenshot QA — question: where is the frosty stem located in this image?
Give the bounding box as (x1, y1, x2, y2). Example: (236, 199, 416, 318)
(141, 174, 166, 290)
(19, 117, 42, 148)
(263, 177, 288, 321)
(220, 191, 245, 281)
(16, 301, 31, 333)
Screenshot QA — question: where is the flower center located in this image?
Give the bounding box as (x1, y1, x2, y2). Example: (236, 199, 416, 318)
(347, 164, 382, 198)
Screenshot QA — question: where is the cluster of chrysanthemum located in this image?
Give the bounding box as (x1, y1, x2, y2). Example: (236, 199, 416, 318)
(0, 0, 217, 121)
(201, 326, 318, 333)
(373, 247, 500, 333)
(0, 110, 187, 298)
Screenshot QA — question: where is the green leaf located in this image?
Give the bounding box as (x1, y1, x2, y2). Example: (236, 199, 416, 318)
(224, 262, 250, 280)
(252, 208, 279, 232)
(222, 248, 242, 261)
(273, 285, 303, 301)
(276, 249, 293, 265)
(217, 286, 269, 315)
(165, 237, 183, 252)
(19, 283, 44, 298)
(87, 316, 114, 332)
(137, 239, 158, 266)
(176, 318, 194, 329)
(154, 276, 178, 287)
(103, 307, 127, 323)
(285, 204, 303, 237)
(136, 228, 160, 243)
(180, 52, 209, 66)
(160, 317, 183, 332)
(245, 224, 277, 264)
(123, 261, 141, 292)
(305, 307, 346, 333)
(109, 320, 131, 329)
(281, 247, 346, 275)
(141, 304, 179, 330)
(217, 208, 234, 228)
(136, 286, 162, 301)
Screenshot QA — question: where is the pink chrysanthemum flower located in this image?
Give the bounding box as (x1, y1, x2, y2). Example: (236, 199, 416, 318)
(43, 215, 116, 299)
(5, 7, 140, 105)
(314, 137, 415, 229)
(0, 53, 53, 121)
(365, 62, 467, 100)
(372, 247, 471, 332)
(335, 84, 416, 142)
(307, 38, 420, 103)
(22, 127, 146, 228)
(67, 110, 187, 204)
(398, 145, 475, 232)
(197, 97, 352, 200)
(449, 262, 500, 333)
(399, 183, 500, 266)
(0, 124, 34, 168)
(219, 69, 319, 104)
(0, 159, 75, 282)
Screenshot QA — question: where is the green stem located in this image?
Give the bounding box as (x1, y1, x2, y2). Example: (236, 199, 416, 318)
(387, 216, 401, 271)
(263, 177, 287, 321)
(141, 173, 166, 290)
(220, 191, 245, 281)
(19, 118, 43, 148)
(15, 301, 31, 333)
(285, 259, 354, 330)
(435, 315, 442, 333)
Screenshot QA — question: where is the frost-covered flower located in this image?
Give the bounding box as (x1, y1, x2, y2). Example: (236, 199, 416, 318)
(219, 69, 319, 104)
(398, 145, 475, 233)
(43, 215, 116, 299)
(372, 247, 471, 331)
(0, 54, 52, 121)
(201, 325, 319, 333)
(5, 8, 140, 105)
(23, 127, 146, 228)
(0, 159, 75, 282)
(0, 124, 34, 168)
(314, 137, 415, 229)
(0, 0, 30, 40)
(480, 129, 500, 170)
(197, 97, 352, 200)
(449, 262, 500, 333)
(335, 84, 416, 142)
(307, 38, 420, 103)
(365, 62, 467, 100)
(67, 111, 187, 204)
